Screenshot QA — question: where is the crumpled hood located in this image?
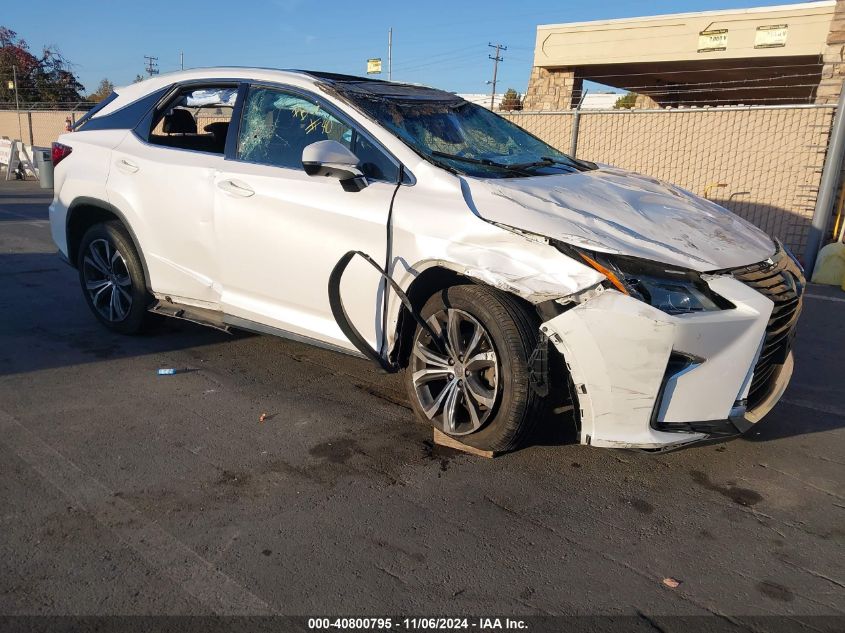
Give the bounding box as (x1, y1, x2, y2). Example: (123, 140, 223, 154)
(463, 166, 776, 272)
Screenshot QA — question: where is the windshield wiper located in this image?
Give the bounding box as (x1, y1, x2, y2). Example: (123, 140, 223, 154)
(430, 151, 583, 176)
(430, 151, 515, 171)
(506, 156, 581, 172)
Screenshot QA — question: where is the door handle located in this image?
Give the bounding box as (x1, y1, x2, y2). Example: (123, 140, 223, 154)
(115, 158, 139, 174)
(217, 179, 255, 198)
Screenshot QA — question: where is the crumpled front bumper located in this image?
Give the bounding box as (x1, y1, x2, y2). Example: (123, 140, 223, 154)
(541, 274, 794, 450)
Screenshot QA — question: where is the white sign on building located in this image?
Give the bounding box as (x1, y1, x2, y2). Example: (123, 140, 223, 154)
(755, 24, 789, 48)
(698, 29, 728, 53)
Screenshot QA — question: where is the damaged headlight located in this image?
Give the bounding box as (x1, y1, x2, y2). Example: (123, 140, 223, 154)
(563, 246, 732, 315)
(623, 273, 721, 314)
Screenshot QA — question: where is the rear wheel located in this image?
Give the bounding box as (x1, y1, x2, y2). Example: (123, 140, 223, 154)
(77, 222, 151, 334)
(404, 284, 545, 452)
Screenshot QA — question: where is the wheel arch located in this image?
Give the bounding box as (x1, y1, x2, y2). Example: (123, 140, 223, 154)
(390, 264, 540, 368)
(390, 263, 580, 440)
(66, 198, 150, 287)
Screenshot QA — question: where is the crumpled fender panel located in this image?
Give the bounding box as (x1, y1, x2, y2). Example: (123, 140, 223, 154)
(542, 276, 774, 449)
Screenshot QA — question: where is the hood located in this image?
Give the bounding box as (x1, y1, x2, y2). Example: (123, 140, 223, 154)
(463, 166, 776, 272)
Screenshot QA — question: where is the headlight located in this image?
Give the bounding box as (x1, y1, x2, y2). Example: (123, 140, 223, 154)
(623, 273, 721, 314)
(559, 245, 732, 315)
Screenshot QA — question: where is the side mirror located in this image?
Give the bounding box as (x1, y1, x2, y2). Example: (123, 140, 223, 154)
(302, 140, 368, 192)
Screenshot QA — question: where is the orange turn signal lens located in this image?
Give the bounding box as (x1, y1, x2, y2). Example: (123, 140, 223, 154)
(579, 253, 630, 295)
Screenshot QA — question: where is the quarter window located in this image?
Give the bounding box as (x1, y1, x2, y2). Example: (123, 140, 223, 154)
(237, 86, 398, 182)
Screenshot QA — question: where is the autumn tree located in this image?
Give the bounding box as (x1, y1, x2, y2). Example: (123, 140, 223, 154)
(0, 26, 84, 103)
(88, 78, 114, 102)
(499, 88, 523, 111)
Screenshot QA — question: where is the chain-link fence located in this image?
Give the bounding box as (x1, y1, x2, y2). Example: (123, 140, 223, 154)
(1, 101, 839, 259)
(0, 104, 95, 148)
(505, 104, 838, 258)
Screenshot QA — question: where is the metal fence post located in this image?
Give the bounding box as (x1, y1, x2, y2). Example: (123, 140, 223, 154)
(26, 111, 34, 146)
(569, 90, 587, 157)
(806, 81, 845, 279)
(570, 109, 581, 157)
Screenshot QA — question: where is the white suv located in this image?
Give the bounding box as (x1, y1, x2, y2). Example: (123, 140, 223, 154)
(49, 68, 804, 452)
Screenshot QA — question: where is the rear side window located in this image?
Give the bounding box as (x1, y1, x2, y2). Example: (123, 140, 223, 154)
(147, 86, 237, 154)
(78, 87, 170, 132)
(236, 86, 399, 182)
(74, 92, 118, 130)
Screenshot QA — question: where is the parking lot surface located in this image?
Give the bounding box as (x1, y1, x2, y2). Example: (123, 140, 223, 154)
(1, 180, 843, 627)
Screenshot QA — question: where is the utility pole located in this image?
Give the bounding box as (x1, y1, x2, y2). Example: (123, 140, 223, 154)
(10, 65, 32, 178)
(488, 43, 506, 110)
(180, 51, 184, 71)
(144, 56, 159, 78)
(388, 28, 393, 81)
(11, 66, 23, 143)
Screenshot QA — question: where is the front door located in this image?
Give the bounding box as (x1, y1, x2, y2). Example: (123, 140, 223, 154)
(214, 84, 402, 352)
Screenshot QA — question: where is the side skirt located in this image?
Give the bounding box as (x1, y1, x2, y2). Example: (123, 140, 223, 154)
(148, 298, 365, 359)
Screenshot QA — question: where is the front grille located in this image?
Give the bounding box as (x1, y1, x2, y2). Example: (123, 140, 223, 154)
(728, 245, 804, 410)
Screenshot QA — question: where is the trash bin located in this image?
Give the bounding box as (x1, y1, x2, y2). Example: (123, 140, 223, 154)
(35, 149, 53, 189)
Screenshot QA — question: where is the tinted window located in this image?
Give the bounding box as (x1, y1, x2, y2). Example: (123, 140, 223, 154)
(237, 86, 398, 181)
(79, 87, 169, 132)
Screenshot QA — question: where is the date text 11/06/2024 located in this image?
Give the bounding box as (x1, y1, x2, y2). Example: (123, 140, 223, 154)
(307, 618, 528, 630)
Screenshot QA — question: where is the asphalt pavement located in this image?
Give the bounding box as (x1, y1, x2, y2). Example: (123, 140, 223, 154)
(1, 179, 843, 629)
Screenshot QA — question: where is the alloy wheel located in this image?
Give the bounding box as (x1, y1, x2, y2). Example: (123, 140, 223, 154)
(82, 238, 133, 322)
(410, 308, 500, 435)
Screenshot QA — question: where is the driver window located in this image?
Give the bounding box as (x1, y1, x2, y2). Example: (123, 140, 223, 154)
(237, 86, 398, 181)
(237, 87, 352, 170)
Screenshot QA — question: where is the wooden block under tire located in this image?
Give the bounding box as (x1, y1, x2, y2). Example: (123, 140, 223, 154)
(432, 428, 498, 458)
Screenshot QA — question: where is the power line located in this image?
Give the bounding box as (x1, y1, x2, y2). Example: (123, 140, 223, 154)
(144, 56, 159, 78)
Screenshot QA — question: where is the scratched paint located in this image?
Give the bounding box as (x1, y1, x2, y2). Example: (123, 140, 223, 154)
(463, 166, 776, 272)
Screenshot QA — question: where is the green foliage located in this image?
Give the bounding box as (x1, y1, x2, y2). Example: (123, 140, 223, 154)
(0, 26, 84, 103)
(499, 88, 522, 111)
(614, 92, 638, 109)
(88, 78, 114, 102)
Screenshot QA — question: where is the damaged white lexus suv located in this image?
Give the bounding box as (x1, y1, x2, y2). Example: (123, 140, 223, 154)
(49, 68, 804, 452)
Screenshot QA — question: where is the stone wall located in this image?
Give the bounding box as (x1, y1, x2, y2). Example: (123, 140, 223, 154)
(817, 0, 845, 105)
(522, 67, 582, 111)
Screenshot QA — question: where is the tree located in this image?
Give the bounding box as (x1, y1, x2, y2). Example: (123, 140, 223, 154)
(0, 26, 84, 103)
(133, 74, 145, 83)
(88, 78, 114, 102)
(499, 88, 523, 111)
(613, 92, 638, 109)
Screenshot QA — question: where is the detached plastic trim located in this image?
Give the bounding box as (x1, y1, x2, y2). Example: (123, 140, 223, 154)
(328, 250, 443, 373)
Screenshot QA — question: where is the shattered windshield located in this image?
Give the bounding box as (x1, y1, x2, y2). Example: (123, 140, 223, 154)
(328, 83, 594, 178)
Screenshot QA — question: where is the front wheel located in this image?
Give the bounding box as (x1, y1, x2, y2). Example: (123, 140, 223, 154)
(77, 221, 151, 334)
(404, 285, 545, 453)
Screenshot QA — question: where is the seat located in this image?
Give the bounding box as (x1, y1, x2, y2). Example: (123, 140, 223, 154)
(204, 122, 230, 152)
(162, 109, 197, 135)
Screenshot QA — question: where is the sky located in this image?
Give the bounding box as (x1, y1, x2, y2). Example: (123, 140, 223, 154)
(3, 0, 809, 97)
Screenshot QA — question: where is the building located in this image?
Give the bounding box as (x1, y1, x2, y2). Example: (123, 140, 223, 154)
(524, 0, 845, 110)
(456, 93, 506, 110)
(580, 92, 623, 109)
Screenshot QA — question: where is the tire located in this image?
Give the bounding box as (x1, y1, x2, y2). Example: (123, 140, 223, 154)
(76, 221, 151, 334)
(404, 284, 544, 453)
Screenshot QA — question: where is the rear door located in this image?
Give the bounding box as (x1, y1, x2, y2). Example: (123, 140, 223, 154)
(214, 84, 402, 351)
(106, 83, 239, 306)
